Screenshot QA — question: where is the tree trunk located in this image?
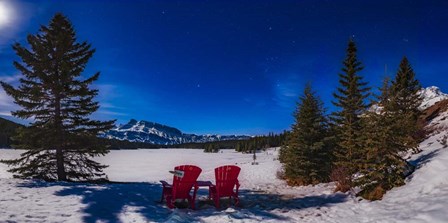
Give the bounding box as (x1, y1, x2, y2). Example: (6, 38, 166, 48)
(55, 91, 66, 181)
(56, 147, 66, 181)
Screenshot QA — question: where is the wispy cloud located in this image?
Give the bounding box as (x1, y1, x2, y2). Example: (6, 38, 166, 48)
(272, 74, 304, 109)
(100, 102, 120, 109)
(92, 83, 130, 121)
(0, 74, 20, 83)
(0, 88, 16, 116)
(96, 110, 127, 116)
(94, 84, 119, 98)
(0, 74, 21, 116)
(0, 111, 12, 116)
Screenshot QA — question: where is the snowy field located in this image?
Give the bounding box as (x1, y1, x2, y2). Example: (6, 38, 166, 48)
(1, 119, 448, 222)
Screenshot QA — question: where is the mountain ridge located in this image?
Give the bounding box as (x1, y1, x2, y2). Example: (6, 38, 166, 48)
(100, 119, 251, 145)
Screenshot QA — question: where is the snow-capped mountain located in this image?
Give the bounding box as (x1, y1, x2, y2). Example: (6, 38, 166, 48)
(418, 86, 448, 109)
(100, 119, 251, 145)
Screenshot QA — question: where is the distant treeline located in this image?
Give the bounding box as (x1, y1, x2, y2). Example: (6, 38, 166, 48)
(175, 132, 287, 153)
(97, 138, 161, 150)
(0, 117, 22, 148)
(102, 132, 287, 151)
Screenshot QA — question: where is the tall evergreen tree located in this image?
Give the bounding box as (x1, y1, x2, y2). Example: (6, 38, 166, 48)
(0, 13, 114, 181)
(331, 39, 370, 190)
(355, 78, 408, 200)
(389, 57, 423, 151)
(280, 84, 331, 185)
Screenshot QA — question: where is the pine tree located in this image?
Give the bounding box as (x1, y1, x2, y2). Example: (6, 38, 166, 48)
(280, 84, 331, 186)
(389, 57, 423, 152)
(331, 39, 370, 190)
(0, 13, 114, 181)
(355, 78, 408, 200)
(235, 142, 242, 152)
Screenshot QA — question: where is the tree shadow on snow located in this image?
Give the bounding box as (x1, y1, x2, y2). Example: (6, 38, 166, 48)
(190, 188, 348, 221)
(409, 149, 440, 167)
(405, 149, 441, 181)
(18, 181, 171, 223)
(239, 189, 348, 210)
(17, 181, 348, 222)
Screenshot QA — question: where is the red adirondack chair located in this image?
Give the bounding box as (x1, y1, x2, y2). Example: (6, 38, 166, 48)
(160, 165, 202, 209)
(209, 165, 241, 208)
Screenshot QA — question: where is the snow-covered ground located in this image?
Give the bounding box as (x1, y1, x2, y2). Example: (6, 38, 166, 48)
(1, 122, 447, 222)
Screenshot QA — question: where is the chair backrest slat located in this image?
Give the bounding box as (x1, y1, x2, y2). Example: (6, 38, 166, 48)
(172, 165, 202, 198)
(215, 165, 240, 196)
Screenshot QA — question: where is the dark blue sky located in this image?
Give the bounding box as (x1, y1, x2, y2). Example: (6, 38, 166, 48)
(0, 0, 447, 135)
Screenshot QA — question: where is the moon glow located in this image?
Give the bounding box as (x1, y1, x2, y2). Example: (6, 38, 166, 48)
(0, 1, 12, 28)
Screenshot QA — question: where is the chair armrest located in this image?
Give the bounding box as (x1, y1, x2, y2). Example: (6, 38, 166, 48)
(197, 181, 213, 187)
(160, 180, 172, 187)
(194, 182, 199, 192)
